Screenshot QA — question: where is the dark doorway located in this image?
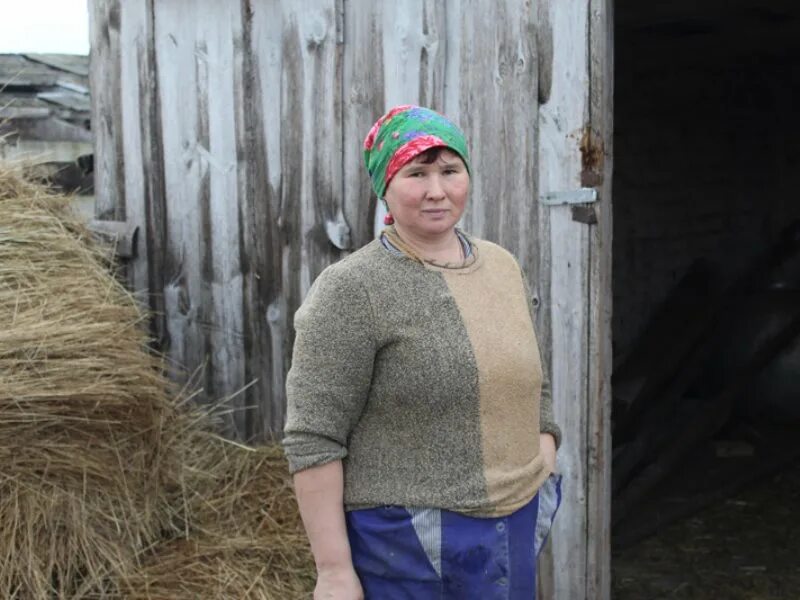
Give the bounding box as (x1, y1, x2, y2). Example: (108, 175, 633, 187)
(611, 1, 800, 597)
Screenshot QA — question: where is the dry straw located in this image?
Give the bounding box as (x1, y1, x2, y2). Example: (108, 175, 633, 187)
(122, 437, 314, 599)
(0, 165, 184, 597)
(0, 165, 314, 598)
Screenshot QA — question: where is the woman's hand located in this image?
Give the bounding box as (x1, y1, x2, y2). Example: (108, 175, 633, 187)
(540, 432, 558, 474)
(314, 565, 364, 600)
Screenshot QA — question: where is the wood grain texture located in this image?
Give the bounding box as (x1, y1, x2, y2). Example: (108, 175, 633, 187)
(233, 0, 284, 440)
(275, 0, 344, 437)
(445, 0, 541, 288)
(88, 0, 126, 221)
(536, 0, 591, 598)
(117, 0, 169, 347)
(586, 0, 614, 598)
(153, 0, 246, 433)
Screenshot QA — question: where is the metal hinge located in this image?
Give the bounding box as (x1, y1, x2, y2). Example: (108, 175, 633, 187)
(540, 188, 598, 206)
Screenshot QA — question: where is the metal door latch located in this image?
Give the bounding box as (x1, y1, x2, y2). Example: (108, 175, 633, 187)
(539, 188, 598, 206)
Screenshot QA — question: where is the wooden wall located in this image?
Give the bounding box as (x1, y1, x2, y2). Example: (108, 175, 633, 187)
(89, 0, 549, 439)
(89, 1, 613, 596)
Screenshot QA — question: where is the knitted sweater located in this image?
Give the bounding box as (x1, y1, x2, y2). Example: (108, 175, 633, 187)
(283, 234, 561, 518)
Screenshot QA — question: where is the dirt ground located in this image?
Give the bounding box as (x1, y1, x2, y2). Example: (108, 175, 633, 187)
(612, 458, 800, 600)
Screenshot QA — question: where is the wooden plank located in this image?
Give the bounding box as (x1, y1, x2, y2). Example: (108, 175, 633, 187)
(0, 54, 86, 89)
(88, 0, 127, 221)
(153, 0, 209, 402)
(0, 107, 51, 120)
(537, 0, 591, 598)
(0, 117, 92, 143)
(233, 0, 289, 439)
(237, 2, 296, 438)
(36, 91, 92, 113)
(341, 0, 384, 243)
(586, 1, 614, 598)
(245, 0, 343, 435)
(87, 219, 138, 258)
(444, 0, 541, 284)
(21, 53, 90, 77)
(117, 0, 169, 347)
(279, 0, 343, 301)
(153, 0, 246, 435)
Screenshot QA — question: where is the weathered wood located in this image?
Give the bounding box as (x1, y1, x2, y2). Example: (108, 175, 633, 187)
(88, 0, 126, 222)
(3, 117, 93, 144)
(233, 0, 284, 440)
(537, 1, 592, 598)
(118, 0, 168, 347)
(87, 219, 138, 258)
(153, 0, 248, 434)
(0, 107, 52, 120)
(20, 53, 91, 77)
(445, 0, 541, 283)
(586, 1, 614, 598)
(37, 92, 92, 113)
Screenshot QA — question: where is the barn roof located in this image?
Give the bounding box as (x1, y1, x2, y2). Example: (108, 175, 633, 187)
(0, 53, 91, 142)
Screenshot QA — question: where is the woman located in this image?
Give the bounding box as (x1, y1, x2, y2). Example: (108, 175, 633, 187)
(283, 105, 562, 600)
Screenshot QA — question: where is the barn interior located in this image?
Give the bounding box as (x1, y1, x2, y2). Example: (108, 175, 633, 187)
(611, 1, 800, 596)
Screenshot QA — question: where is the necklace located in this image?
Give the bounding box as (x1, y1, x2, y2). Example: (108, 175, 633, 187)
(384, 227, 466, 266)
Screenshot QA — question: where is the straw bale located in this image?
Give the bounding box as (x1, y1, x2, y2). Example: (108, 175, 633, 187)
(0, 165, 184, 598)
(0, 165, 315, 598)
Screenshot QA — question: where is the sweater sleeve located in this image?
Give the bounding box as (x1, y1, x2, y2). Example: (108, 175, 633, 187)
(519, 267, 563, 449)
(282, 264, 377, 474)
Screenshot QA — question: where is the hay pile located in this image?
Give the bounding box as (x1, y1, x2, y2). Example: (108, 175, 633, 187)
(0, 165, 313, 599)
(124, 434, 314, 600)
(121, 437, 314, 599)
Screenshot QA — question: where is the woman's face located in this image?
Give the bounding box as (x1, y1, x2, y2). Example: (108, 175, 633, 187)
(383, 149, 470, 239)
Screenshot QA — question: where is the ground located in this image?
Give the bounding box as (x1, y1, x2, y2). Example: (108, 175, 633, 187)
(613, 458, 800, 599)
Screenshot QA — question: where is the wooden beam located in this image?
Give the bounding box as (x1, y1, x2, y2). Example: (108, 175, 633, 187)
(586, 0, 614, 598)
(446, 0, 541, 280)
(612, 309, 800, 527)
(537, 1, 592, 598)
(87, 219, 138, 259)
(88, 0, 127, 222)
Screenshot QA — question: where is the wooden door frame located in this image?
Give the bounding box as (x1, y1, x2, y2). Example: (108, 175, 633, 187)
(537, 0, 613, 598)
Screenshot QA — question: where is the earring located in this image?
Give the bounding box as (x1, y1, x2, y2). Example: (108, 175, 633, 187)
(383, 213, 395, 225)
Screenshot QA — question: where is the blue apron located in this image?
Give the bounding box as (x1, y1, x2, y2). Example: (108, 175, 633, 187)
(346, 473, 563, 600)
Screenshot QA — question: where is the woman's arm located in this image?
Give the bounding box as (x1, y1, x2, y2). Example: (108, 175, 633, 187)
(294, 460, 363, 600)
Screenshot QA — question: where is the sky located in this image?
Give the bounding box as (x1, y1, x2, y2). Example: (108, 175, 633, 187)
(0, 0, 90, 55)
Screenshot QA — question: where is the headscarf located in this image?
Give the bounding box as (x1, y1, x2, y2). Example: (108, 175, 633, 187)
(362, 105, 471, 199)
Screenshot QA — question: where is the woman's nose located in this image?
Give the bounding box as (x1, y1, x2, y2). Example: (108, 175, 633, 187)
(426, 175, 446, 200)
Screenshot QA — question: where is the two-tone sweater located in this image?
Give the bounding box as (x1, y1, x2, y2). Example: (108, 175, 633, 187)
(283, 234, 561, 518)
